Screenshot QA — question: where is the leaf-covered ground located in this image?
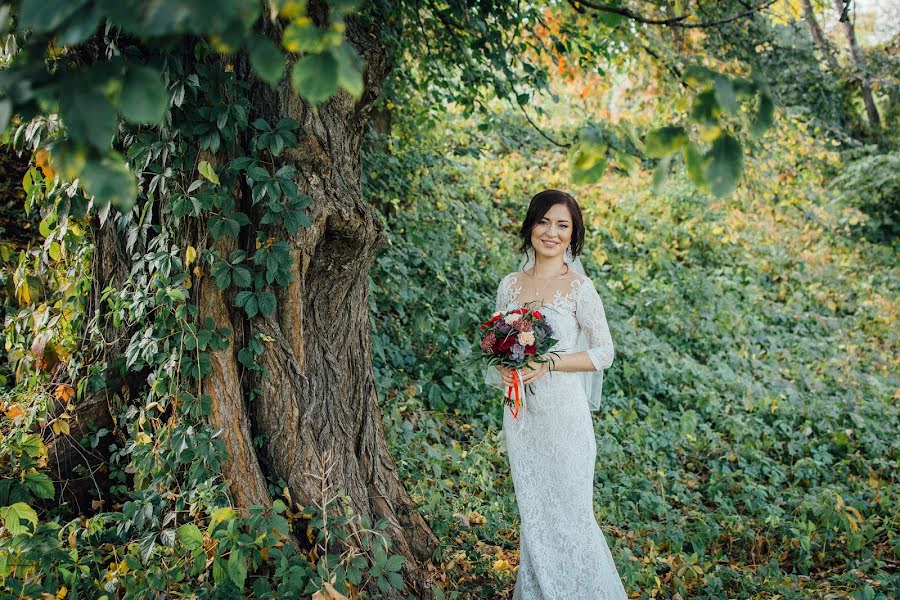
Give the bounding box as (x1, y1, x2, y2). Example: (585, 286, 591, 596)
(365, 83, 899, 599)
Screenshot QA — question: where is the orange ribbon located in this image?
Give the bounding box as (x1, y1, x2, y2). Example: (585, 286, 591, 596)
(506, 369, 522, 419)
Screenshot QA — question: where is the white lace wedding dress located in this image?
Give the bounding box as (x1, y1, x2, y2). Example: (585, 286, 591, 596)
(486, 271, 629, 599)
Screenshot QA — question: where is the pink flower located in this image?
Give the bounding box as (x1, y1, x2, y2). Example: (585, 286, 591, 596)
(512, 319, 533, 332)
(480, 331, 497, 352)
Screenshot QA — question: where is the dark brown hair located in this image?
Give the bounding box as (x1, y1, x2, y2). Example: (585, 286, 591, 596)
(518, 189, 585, 257)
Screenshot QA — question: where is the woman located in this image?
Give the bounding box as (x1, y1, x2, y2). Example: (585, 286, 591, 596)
(485, 189, 628, 599)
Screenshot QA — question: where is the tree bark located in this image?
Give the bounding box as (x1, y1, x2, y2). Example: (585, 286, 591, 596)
(801, 0, 840, 72)
(200, 6, 438, 596)
(832, 0, 881, 131)
(72, 5, 438, 597)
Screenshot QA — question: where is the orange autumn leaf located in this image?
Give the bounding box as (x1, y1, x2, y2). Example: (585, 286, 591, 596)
(5, 404, 25, 419)
(35, 149, 56, 180)
(55, 384, 75, 401)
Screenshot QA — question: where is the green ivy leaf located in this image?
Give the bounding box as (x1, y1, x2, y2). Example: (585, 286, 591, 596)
(56, 5, 102, 46)
(682, 143, 705, 188)
(751, 94, 774, 137)
(690, 89, 718, 126)
(703, 134, 743, 197)
(248, 34, 285, 85)
(232, 265, 252, 288)
(291, 51, 339, 107)
(332, 42, 364, 99)
(228, 549, 248, 589)
(257, 291, 276, 317)
(713, 74, 738, 115)
(568, 140, 608, 184)
(61, 87, 116, 150)
(81, 153, 139, 211)
(651, 154, 673, 193)
(644, 126, 687, 158)
(23, 471, 54, 500)
(0, 98, 11, 136)
(18, 0, 86, 32)
(118, 66, 168, 125)
(0, 502, 38, 536)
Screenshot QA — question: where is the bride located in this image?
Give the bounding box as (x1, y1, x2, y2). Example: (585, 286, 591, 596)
(485, 189, 629, 599)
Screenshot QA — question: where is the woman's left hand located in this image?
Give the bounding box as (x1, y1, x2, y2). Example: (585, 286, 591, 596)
(520, 360, 549, 384)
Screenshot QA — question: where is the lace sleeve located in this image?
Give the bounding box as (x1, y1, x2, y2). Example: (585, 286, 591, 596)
(575, 277, 614, 372)
(484, 274, 512, 391)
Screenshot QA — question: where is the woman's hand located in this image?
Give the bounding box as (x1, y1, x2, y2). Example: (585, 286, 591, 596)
(496, 360, 549, 387)
(521, 360, 549, 385)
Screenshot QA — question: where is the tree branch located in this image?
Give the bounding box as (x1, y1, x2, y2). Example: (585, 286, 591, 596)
(570, 0, 779, 28)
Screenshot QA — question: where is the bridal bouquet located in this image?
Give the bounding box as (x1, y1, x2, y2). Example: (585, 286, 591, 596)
(478, 307, 559, 419)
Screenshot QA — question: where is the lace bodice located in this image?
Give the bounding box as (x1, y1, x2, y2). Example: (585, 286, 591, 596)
(494, 272, 614, 372)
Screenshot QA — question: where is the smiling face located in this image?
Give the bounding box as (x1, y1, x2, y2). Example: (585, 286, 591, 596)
(529, 202, 573, 261)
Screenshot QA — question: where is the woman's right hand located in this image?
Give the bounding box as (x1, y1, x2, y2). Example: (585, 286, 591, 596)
(496, 365, 514, 387)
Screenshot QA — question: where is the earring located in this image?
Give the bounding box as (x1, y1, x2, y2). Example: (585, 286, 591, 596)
(564, 245, 574, 264)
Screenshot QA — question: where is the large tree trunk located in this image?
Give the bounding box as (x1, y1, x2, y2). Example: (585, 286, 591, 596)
(75, 5, 438, 597)
(832, 0, 881, 131)
(203, 8, 438, 596)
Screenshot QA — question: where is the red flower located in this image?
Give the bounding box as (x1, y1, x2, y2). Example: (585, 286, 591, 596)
(497, 335, 516, 352)
(532, 310, 543, 319)
(515, 307, 529, 314)
(481, 313, 503, 329)
(524, 345, 536, 355)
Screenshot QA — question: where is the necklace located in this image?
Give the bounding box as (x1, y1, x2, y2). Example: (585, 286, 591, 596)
(519, 263, 570, 306)
(526, 263, 569, 280)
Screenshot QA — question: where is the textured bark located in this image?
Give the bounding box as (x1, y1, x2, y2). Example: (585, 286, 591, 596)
(65, 3, 437, 596)
(199, 236, 272, 511)
(195, 4, 436, 595)
(237, 8, 439, 595)
(832, 0, 881, 130)
(801, 0, 840, 72)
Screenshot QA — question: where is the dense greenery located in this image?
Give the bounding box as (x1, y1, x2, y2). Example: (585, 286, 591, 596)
(1, 0, 897, 599)
(365, 87, 898, 597)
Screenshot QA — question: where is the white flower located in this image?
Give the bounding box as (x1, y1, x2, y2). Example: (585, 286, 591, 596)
(503, 313, 522, 325)
(517, 331, 535, 346)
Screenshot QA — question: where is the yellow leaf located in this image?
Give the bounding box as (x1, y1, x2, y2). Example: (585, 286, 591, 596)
(135, 432, 152, 445)
(185, 245, 197, 267)
(56, 586, 67, 599)
(209, 506, 237, 531)
(51, 419, 70, 436)
(492, 559, 511, 572)
(17, 277, 31, 305)
(466, 510, 486, 525)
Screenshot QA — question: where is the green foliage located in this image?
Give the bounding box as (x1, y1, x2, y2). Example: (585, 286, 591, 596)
(1, 1, 897, 598)
(832, 148, 900, 243)
(0, 1, 410, 597)
(0, 0, 366, 211)
(364, 85, 898, 597)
